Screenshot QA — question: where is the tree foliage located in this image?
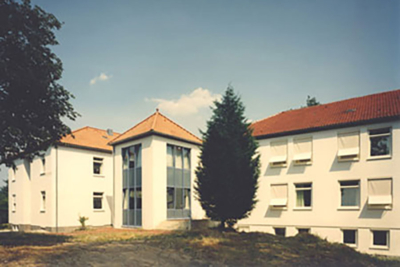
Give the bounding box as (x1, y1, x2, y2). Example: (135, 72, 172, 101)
(0, 0, 78, 167)
(306, 95, 320, 107)
(0, 180, 8, 224)
(195, 87, 260, 229)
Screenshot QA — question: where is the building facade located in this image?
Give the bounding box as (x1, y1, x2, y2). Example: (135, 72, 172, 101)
(238, 89, 400, 256)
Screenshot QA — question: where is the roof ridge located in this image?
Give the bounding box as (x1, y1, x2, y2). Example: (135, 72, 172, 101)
(110, 111, 158, 143)
(156, 111, 202, 142)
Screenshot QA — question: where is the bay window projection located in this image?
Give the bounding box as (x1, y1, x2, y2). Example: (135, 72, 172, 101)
(167, 145, 191, 219)
(339, 180, 360, 207)
(368, 178, 392, 208)
(269, 140, 288, 167)
(369, 128, 391, 158)
(293, 137, 312, 165)
(122, 145, 142, 226)
(337, 132, 360, 161)
(295, 183, 312, 208)
(270, 184, 288, 208)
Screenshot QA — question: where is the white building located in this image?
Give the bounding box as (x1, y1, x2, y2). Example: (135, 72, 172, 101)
(8, 127, 119, 232)
(8, 89, 400, 256)
(238, 89, 400, 256)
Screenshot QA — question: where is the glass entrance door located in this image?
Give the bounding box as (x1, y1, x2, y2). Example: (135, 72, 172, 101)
(122, 145, 142, 227)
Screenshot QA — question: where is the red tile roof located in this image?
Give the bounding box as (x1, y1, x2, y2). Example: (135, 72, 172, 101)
(59, 127, 120, 152)
(109, 110, 202, 145)
(251, 89, 400, 139)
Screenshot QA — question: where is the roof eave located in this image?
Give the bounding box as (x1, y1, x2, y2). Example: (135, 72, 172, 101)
(56, 142, 113, 154)
(254, 116, 400, 140)
(110, 130, 202, 146)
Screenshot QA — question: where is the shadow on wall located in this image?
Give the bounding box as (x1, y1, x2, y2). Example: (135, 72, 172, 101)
(286, 161, 307, 175)
(358, 201, 385, 219)
(264, 165, 283, 177)
(264, 206, 283, 218)
(329, 157, 353, 172)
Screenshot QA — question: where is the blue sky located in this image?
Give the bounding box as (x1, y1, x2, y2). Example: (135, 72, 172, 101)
(0, 0, 399, 182)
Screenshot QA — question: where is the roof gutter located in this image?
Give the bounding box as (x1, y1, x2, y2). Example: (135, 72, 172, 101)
(56, 142, 112, 154)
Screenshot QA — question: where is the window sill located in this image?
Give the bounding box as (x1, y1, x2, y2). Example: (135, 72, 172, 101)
(293, 162, 312, 166)
(93, 174, 105, 178)
(293, 207, 312, 211)
(367, 155, 392, 161)
(270, 206, 288, 210)
(368, 205, 392, 210)
(370, 245, 389, 251)
(337, 207, 360, 211)
(337, 158, 359, 162)
(93, 209, 105, 212)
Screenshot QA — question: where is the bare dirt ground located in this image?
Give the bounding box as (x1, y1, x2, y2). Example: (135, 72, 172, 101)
(0, 227, 399, 267)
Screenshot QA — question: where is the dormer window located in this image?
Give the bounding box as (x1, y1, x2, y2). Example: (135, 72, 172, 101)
(293, 137, 312, 165)
(269, 140, 287, 167)
(337, 132, 360, 161)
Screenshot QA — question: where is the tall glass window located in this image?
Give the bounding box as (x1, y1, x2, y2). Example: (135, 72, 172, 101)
(167, 144, 191, 219)
(122, 144, 142, 226)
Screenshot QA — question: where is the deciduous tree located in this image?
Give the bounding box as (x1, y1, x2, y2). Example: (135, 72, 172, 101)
(0, 0, 78, 167)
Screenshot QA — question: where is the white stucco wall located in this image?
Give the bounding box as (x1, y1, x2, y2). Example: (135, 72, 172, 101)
(9, 146, 113, 231)
(56, 146, 113, 228)
(113, 135, 204, 230)
(238, 120, 400, 256)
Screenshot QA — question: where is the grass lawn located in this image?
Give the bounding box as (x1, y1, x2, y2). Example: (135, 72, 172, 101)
(0, 227, 398, 266)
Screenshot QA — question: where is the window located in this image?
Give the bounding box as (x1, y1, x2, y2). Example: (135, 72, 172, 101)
(297, 228, 310, 234)
(274, 227, 286, 237)
(339, 180, 360, 207)
(295, 183, 312, 208)
(93, 192, 103, 210)
(93, 158, 103, 175)
(40, 191, 46, 212)
(369, 128, 391, 158)
(12, 194, 16, 212)
(337, 132, 359, 161)
(293, 137, 312, 165)
(40, 157, 46, 175)
(167, 145, 191, 219)
(342, 229, 357, 246)
(269, 140, 288, 167)
(270, 184, 288, 208)
(372, 230, 389, 248)
(368, 178, 392, 208)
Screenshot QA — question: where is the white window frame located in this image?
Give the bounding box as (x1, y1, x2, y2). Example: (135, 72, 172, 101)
(337, 131, 360, 162)
(371, 230, 390, 250)
(270, 183, 288, 209)
(338, 180, 360, 209)
(40, 191, 46, 212)
(40, 157, 46, 176)
(368, 127, 392, 160)
(294, 183, 312, 210)
(293, 137, 312, 165)
(269, 140, 288, 168)
(93, 192, 104, 210)
(93, 157, 104, 176)
(367, 178, 392, 210)
(342, 229, 358, 247)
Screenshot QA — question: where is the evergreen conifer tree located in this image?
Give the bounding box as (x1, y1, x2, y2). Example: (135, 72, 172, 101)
(195, 87, 260, 229)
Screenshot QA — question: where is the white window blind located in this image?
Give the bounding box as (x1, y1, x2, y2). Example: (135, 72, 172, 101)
(270, 184, 288, 207)
(293, 137, 312, 162)
(338, 132, 359, 159)
(368, 179, 392, 205)
(270, 140, 287, 164)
